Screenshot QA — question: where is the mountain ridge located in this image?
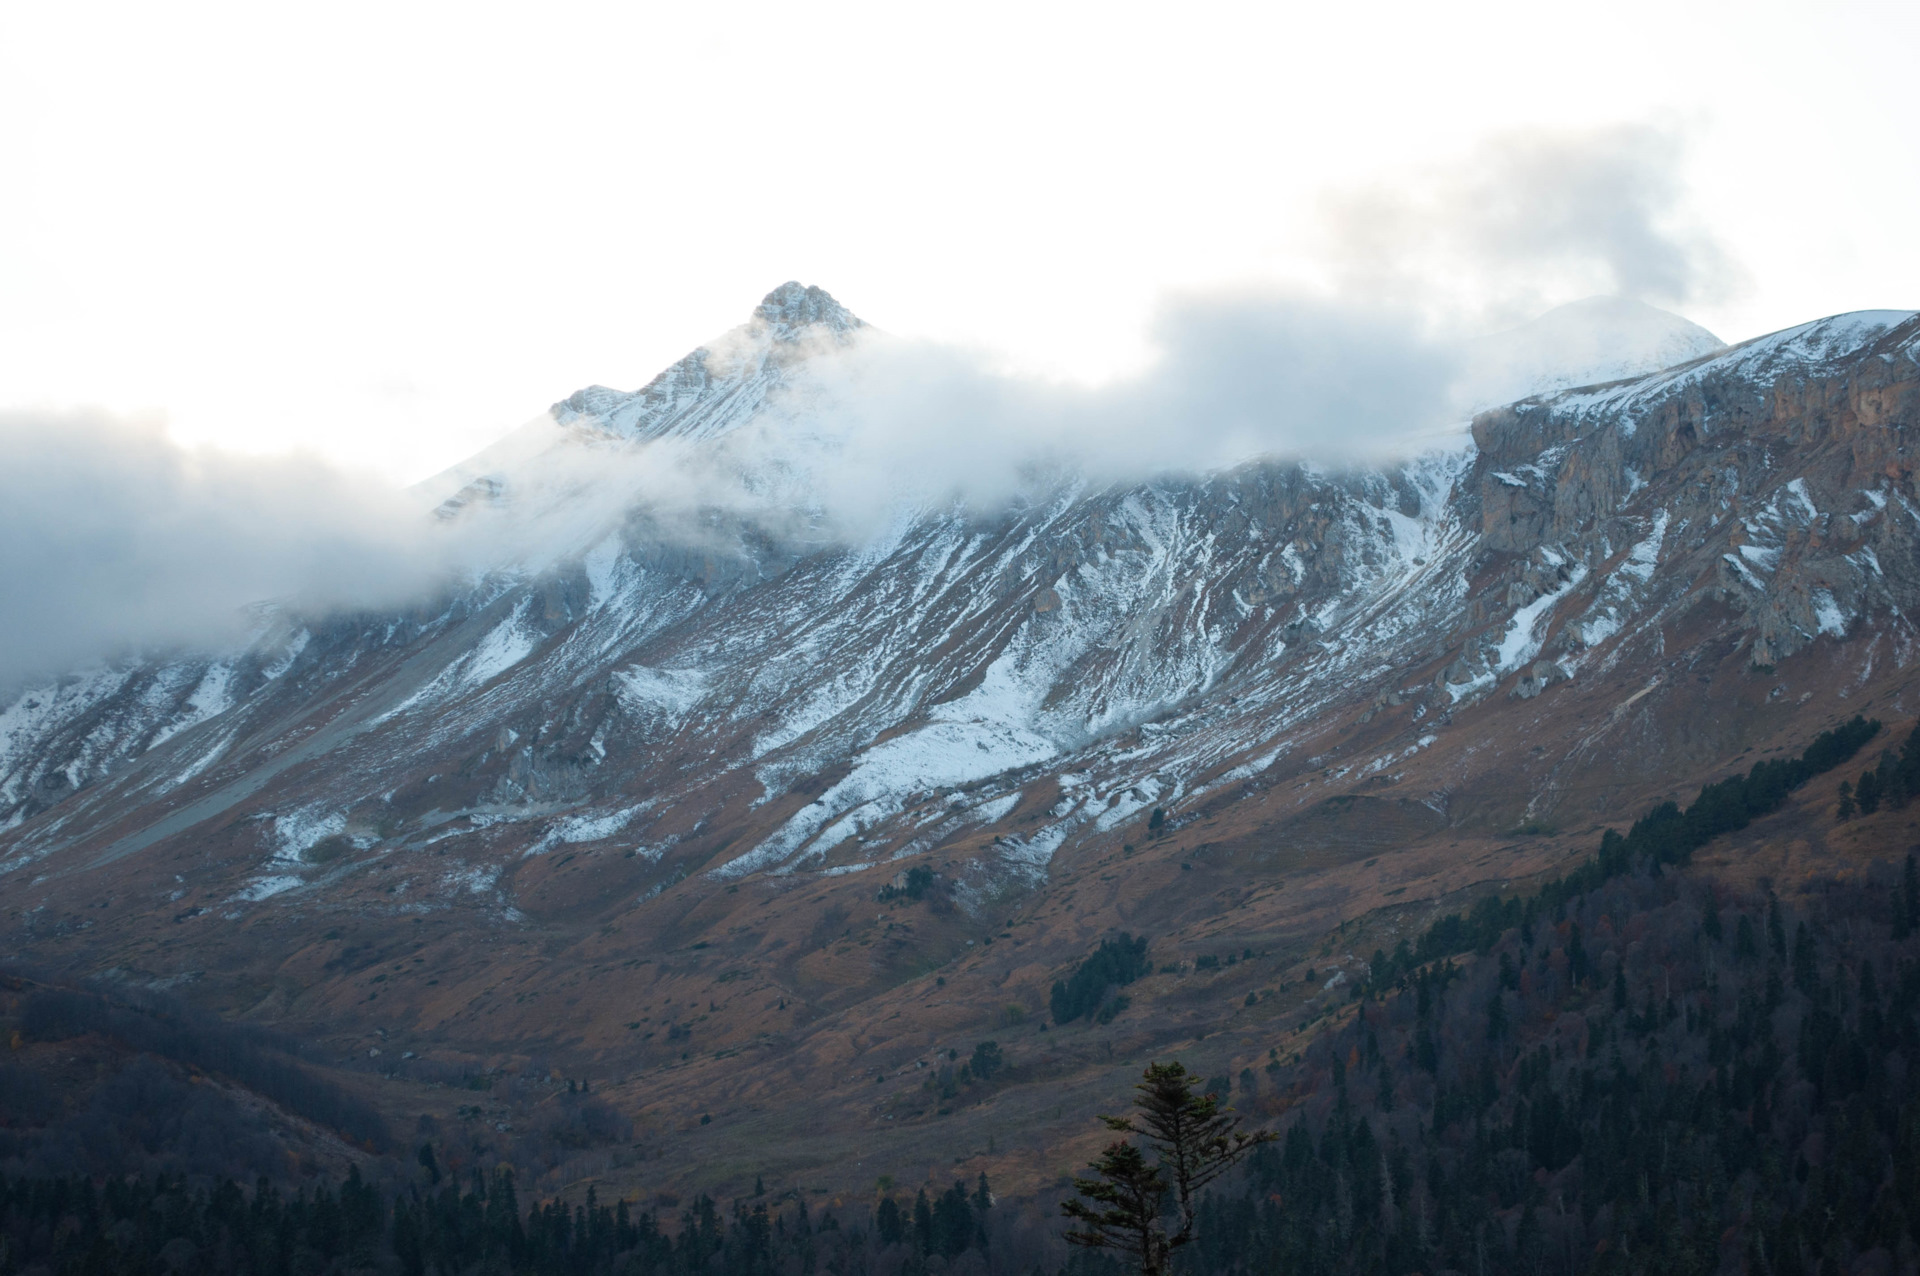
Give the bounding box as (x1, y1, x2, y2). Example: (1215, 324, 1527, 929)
(2, 288, 1918, 1202)
(1460, 293, 1727, 409)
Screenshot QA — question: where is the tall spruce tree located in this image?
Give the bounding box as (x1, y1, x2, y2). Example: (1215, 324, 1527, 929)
(1062, 1060, 1275, 1273)
(1062, 1141, 1171, 1274)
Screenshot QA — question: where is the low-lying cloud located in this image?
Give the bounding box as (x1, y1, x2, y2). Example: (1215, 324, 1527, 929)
(718, 291, 1460, 536)
(650, 124, 1738, 537)
(434, 288, 1470, 566)
(0, 410, 449, 688)
(0, 124, 1740, 690)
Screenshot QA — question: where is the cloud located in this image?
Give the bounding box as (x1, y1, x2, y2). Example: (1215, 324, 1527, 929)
(0, 124, 1745, 686)
(0, 410, 449, 689)
(728, 290, 1460, 536)
(452, 271, 1724, 562)
(1321, 124, 1744, 321)
(394, 287, 1468, 585)
(607, 125, 1741, 542)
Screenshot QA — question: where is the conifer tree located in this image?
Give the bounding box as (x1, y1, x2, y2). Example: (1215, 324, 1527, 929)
(1062, 1141, 1170, 1274)
(911, 1189, 932, 1256)
(1062, 1060, 1275, 1273)
(874, 1195, 904, 1245)
(1901, 853, 1920, 941)
(1857, 768, 1881, 814)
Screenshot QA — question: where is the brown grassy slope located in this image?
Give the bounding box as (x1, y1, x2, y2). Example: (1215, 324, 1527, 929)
(295, 711, 1920, 1208)
(6, 618, 1917, 1206)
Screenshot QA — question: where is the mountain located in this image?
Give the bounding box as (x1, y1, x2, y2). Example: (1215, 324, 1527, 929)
(1458, 294, 1728, 409)
(417, 281, 866, 518)
(2, 287, 1918, 1202)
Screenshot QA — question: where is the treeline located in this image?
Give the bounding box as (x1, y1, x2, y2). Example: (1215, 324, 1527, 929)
(1364, 715, 1881, 992)
(1842, 720, 1920, 817)
(876, 1177, 996, 1258)
(876, 864, 936, 903)
(0, 1053, 306, 1189)
(0, 1166, 1021, 1275)
(11, 982, 388, 1149)
(2, 721, 1907, 1274)
(0, 974, 673, 1205)
(17, 846, 1920, 1275)
(1178, 854, 1920, 1275)
(1050, 933, 1151, 1025)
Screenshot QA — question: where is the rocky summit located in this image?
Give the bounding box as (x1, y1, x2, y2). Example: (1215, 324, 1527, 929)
(3, 287, 1919, 1201)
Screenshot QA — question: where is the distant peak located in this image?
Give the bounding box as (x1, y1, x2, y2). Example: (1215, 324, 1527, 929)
(752, 282, 864, 337)
(1460, 295, 1728, 409)
(1530, 295, 1724, 344)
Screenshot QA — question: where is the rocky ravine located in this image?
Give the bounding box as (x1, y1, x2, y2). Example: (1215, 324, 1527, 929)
(1, 288, 1918, 1195)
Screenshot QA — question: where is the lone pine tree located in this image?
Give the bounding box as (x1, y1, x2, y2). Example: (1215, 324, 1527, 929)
(1061, 1060, 1275, 1275)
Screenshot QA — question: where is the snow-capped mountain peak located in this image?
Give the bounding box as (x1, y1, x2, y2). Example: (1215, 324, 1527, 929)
(416, 283, 868, 517)
(1460, 295, 1726, 410)
(751, 281, 865, 340)
(549, 282, 865, 447)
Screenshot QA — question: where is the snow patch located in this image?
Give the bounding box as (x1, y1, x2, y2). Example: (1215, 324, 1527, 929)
(160, 728, 238, 793)
(718, 643, 1064, 877)
(530, 804, 650, 855)
(615, 665, 707, 720)
(1784, 478, 1819, 519)
(1723, 554, 1767, 592)
(257, 631, 310, 682)
(1094, 777, 1165, 832)
(584, 534, 624, 609)
(1001, 823, 1067, 876)
(460, 606, 540, 689)
(1494, 564, 1587, 673)
(149, 663, 237, 747)
(448, 864, 501, 894)
(232, 875, 303, 902)
(271, 807, 346, 861)
(1813, 592, 1848, 638)
(972, 792, 1022, 824)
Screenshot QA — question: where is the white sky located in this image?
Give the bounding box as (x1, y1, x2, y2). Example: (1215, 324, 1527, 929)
(2, 0, 1915, 483)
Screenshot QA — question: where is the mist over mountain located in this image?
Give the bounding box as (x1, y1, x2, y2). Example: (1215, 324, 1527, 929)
(1458, 294, 1725, 408)
(416, 284, 1735, 565)
(0, 283, 1727, 690)
(0, 410, 453, 689)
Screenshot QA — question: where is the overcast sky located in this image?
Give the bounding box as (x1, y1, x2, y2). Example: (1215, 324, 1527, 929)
(2, 0, 1915, 483)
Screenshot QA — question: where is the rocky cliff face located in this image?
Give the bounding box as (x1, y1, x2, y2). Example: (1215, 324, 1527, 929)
(1471, 310, 1920, 669)
(1, 293, 1917, 1191)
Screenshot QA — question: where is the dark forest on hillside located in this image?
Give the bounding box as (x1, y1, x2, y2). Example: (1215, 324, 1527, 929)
(1181, 856, 1920, 1276)
(9, 856, 1919, 1275)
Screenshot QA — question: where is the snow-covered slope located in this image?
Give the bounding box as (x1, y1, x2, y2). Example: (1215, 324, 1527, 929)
(3, 288, 1917, 931)
(1459, 295, 1727, 410)
(416, 282, 863, 515)
(556, 281, 864, 445)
